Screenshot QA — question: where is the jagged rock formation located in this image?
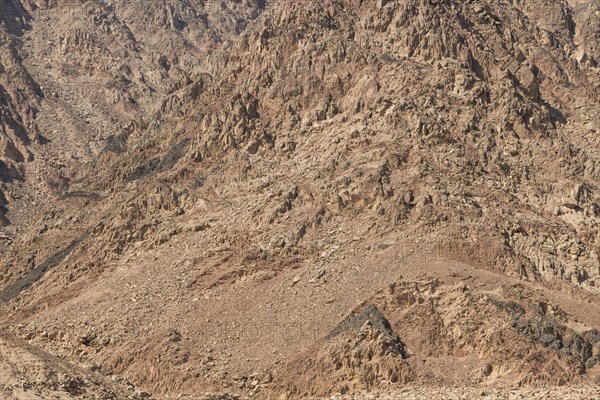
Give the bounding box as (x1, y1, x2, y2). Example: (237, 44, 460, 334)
(271, 280, 600, 397)
(0, 0, 264, 230)
(0, 1, 41, 226)
(272, 304, 412, 398)
(0, 0, 599, 399)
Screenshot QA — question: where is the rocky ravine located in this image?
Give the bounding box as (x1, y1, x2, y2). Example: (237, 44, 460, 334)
(1, 0, 600, 399)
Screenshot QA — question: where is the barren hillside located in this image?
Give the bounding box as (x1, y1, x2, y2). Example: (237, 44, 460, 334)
(0, 0, 600, 399)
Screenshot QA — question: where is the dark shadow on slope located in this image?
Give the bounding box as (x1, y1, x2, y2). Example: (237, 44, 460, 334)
(0, 234, 87, 303)
(327, 304, 394, 339)
(126, 138, 191, 182)
(103, 133, 128, 154)
(543, 100, 567, 126)
(0, 160, 15, 183)
(0, 0, 33, 36)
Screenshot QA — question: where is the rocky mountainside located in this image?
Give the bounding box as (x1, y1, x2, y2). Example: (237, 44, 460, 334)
(0, 0, 264, 231)
(0, 0, 600, 399)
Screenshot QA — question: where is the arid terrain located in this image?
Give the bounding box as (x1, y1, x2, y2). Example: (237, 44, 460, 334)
(0, 0, 599, 399)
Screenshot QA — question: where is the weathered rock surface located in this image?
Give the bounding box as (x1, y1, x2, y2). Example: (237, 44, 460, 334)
(0, 0, 599, 399)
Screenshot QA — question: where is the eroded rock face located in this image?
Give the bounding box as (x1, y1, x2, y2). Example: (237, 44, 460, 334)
(270, 279, 600, 397)
(0, 0, 600, 398)
(272, 305, 411, 398)
(0, 0, 265, 229)
(271, 280, 598, 398)
(0, 4, 42, 227)
(131, 0, 600, 287)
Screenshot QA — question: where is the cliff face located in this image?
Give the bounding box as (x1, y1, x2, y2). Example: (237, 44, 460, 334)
(0, 1, 39, 227)
(0, 1, 600, 399)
